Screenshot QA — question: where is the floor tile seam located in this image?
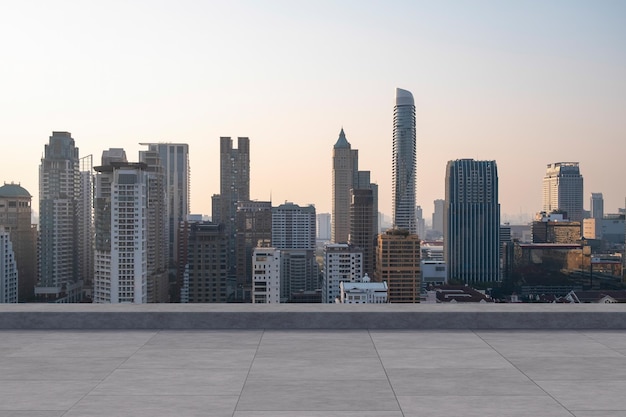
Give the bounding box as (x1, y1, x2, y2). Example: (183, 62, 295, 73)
(231, 328, 265, 417)
(471, 329, 577, 417)
(367, 329, 406, 417)
(578, 330, 626, 356)
(58, 329, 162, 417)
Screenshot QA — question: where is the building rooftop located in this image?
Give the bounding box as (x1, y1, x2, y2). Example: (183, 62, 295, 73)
(0, 182, 31, 198)
(0, 304, 625, 415)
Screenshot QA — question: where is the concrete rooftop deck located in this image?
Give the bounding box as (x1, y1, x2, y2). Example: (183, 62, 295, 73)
(2, 305, 626, 415)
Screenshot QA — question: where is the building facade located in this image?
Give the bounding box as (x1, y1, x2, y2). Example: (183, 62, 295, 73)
(252, 247, 281, 303)
(444, 159, 500, 283)
(322, 243, 363, 303)
(332, 128, 358, 243)
(185, 221, 229, 303)
(542, 162, 584, 222)
(375, 229, 420, 303)
(0, 183, 37, 301)
(392, 88, 417, 234)
(591, 192, 604, 219)
(349, 189, 376, 279)
(37, 131, 82, 302)
(93, 152, 148, 303)
(0, 228, 18, 303)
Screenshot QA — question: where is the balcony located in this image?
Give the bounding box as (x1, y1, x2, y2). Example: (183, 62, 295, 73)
(0, 304, 625, 415)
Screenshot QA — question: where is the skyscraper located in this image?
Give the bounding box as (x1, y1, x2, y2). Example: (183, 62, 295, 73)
(139, 143, 190, 266)
(332, 128, 358, 243)
(78, 155, 94, 294)
(542, 162, 584, 222)
(591, 192, 604, 219)
(93, 150, 149, 303)
(0, 227, 18, 303)
(37, 131, 82, 302)
(349, 188, 376, 278)
(444, 159, 500, 283)
(432, 199, 445, 236)
(185, 221, 229, 303)
(392, 88, 417, 234)
(0, 183, 37, 301)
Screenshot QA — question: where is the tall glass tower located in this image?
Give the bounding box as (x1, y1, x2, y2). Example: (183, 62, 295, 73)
(444, 159, 500, 283)
(392, 88, 417, 234)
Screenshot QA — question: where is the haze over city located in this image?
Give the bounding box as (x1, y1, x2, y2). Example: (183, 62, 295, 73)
(1, 0, 624, 221)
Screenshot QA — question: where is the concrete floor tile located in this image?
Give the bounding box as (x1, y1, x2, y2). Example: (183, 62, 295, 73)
(571, 412, 626, 417)
(377, 347, 515, 369)
(370, 330, 488, 349)
(482, 337, 622, 359)
(64, 395, 239, 417)
(0, 380, 98, 411)
(0, 356, 126, 380)
(234, 412, 404, 417)
(582, 331, 626, 349)
(0, 412, 65, 417)
(397, 395, 573, 417)
(247, 355, 387, 380)
(120, 348, 256, 369)
(387, 368, 543, 396)
(536, 380, 626, 411)
(237, 379, 399, 411)
(91, 368, 248, 396)
(510, 356, 626, 380)
(145, 330, 263, 349)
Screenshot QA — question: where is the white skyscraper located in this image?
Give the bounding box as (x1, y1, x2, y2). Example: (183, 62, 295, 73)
(392, 88, 417, 233)
(542, 162, 584, 222)
(94, 150, 148, 303)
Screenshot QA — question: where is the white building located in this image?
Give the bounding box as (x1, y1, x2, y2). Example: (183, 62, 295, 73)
(252, 247, 281, 303)
(0, 228, 18, 303)
(322, 243, 363, 303)
(94, 151, 148, 303)
(339, 276, 387, 304)
(542, 162, 584, 222)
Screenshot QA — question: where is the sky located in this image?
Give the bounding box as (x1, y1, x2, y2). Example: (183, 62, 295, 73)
(1, 0, 625, 223)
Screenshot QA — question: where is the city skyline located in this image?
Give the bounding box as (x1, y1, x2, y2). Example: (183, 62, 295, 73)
(1, 1, 624, 221)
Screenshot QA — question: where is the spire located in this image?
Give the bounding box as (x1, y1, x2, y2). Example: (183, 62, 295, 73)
(333, 127, 350, 149)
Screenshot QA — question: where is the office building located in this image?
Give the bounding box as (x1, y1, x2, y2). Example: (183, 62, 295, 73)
(184, 221, 229, 303)
(444, 159, 500, 283)
(78, 155, 94, 296)
(235, 200, 272, 300)
(36, 131, 82, 302)
(322, 243, 363, 303)
(0, 183, 37, 301)
(591, 193, 604, 219)
(252, 247, 281, 303)
(392, 88, 417, 234)
(0, 228, 18, 303)
(93, 150, 148, 303)
(317, 213, 331, 241)
(375, 228, 420, 303)
(432, 199, 444, 235)
(139, 148, 169, 302)
(272, 202, 318, 301)
(139, 143, 190, 266)
(542, 162, 584, 222)
(332, 128, 358, 243)
(349, 188, 376, 278)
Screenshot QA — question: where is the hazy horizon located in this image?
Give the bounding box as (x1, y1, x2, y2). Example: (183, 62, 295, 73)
(1, 1, 624, 222)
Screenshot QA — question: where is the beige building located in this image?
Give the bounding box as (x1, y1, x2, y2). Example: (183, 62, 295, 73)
(375, 229, 420, 303)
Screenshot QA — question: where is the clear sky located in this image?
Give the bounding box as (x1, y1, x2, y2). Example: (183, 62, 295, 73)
(1, 0, 624, 222)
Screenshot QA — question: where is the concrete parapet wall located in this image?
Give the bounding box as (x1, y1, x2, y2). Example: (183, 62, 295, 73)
(2, 304, 626, 329)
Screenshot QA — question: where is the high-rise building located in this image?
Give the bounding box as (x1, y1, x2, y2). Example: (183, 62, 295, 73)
(444, 159, 500, 283)
(542, 162, 584, 222)
(186, 221, 229, 302)
(235, 200, 272, 300)
(93, 151, 149, 303)
(317, 213, 331, 241)
(432, 199, 445, 235)
(212, 137, 250, 293)
(139, 143, 190, 267)
(375, 229, 420, 303)
(252, 247, 281, 304)
(349, 189, 376, 278)
(0, 183, 37, 301)
(392, 88, 417, 234)
(322, 243, 363, 303)
(0, 227, 18, 303)
(78, 155, 94, 295)
(332, 128, 358, 243)
(272, 202, 319, 301)
(36, 131, 83, 302)
(139, 148, 169, 303)
(416, 205, 426, 239)
(591, 192, 604, 219)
